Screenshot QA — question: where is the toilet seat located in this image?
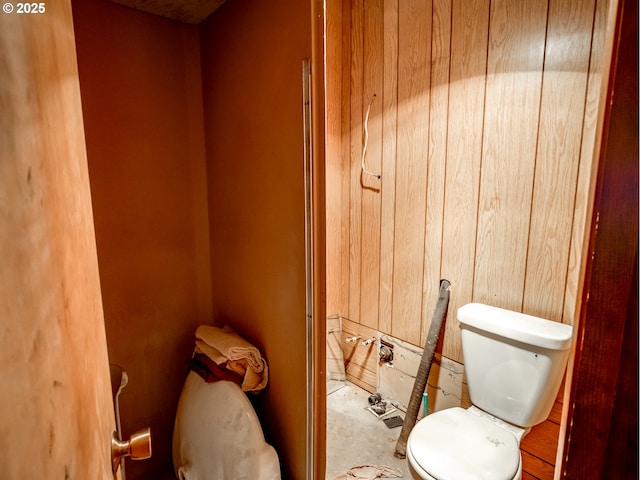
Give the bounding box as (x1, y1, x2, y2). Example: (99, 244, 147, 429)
(407, 407, 520, 480)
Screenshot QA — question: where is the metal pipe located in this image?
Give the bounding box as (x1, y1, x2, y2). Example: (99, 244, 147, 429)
(395, 279, 451, 459)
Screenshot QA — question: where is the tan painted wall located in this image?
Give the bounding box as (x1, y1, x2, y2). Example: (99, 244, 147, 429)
(74, 1, 322, 477)
(72, 1, 212, 477)
(199, 1, 314, 478)
(327, 0, 610, 363)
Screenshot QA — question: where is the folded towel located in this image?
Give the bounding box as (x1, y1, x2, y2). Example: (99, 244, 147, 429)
(194, 325, 269, 393)
(187, 353, 245, 387)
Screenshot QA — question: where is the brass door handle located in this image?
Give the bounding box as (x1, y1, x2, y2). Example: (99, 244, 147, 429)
(111, 427, 152, 474)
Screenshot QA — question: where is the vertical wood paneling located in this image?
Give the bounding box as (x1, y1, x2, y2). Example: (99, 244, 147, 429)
(440, 0, 490, 360)
(524, 0, 597, 321)
(327, 1, 613, 476)
(331, 0, 608, 361)
(348, 0, 363, 322)
(378, 0, 398, 335)
(421, 0, 451, 345)
(341, 318, 379, 392)
(326, 0, 344, 316)
(340, 0, 353, 318)
(360, 0, 384, 329)
(391, 0, 432, 345)
(474, 0, 548, 310)
(564, 0, 609, 326)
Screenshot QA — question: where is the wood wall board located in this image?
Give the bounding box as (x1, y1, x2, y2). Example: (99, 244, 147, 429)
(349, 0, 364, 323)
(331, 0, 606, 358)
(0, 2, 114, 476)
(340, 0, 354, 319)
(421, 0, 452, 346)
(360, 0, 384, 329)
(326, 0, 345, 317)
(342, 317, 379, 345)
(474, 0, 548, 310)
(378, 0, 399, 335)
(311, 0, 328, 476)
(341, 318, 379, 391)
(345, 369, 377, 394)
(563, 0, 610, 326)
(328, 1, 615, 474)
(440, 0, 490, 362)
(524, 0, 598, 322)
(391, 0, 432, 345)
(557, 0, 614, 466)
(332, 0, 609, 351)
(602, 253, 638, 478)
(345, 352, 377, 391)
(327, 317, 346, 381)
(563, 0, 637, 476)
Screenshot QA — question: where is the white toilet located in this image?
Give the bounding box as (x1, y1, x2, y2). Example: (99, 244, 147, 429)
(172, 371, 281, 480)
(407, 302, 573, 480)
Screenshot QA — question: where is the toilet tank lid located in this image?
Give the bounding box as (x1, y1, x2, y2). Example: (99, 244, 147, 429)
(458, 303, 573, 350)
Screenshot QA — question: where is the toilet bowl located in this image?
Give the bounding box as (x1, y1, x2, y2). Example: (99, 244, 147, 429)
(407, 407, 524, 480)
(172, 371, 281, 480)
(407, 303, 573, 480)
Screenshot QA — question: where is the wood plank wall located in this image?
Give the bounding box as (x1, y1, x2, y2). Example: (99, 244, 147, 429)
(326, 0, 610, 364)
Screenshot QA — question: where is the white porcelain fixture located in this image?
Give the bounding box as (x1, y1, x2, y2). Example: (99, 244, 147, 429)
(407, 303, 573, 480)
(172, 371, 281, 479)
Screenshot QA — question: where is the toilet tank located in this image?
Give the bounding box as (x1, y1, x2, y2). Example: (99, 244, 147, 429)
(458, 303, 573, 427)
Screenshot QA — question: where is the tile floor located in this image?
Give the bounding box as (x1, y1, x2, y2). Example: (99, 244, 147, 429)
(326, 381, 412, 479)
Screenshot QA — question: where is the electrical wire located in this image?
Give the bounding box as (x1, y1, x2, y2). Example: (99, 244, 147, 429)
(361, 94, 381, 180)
